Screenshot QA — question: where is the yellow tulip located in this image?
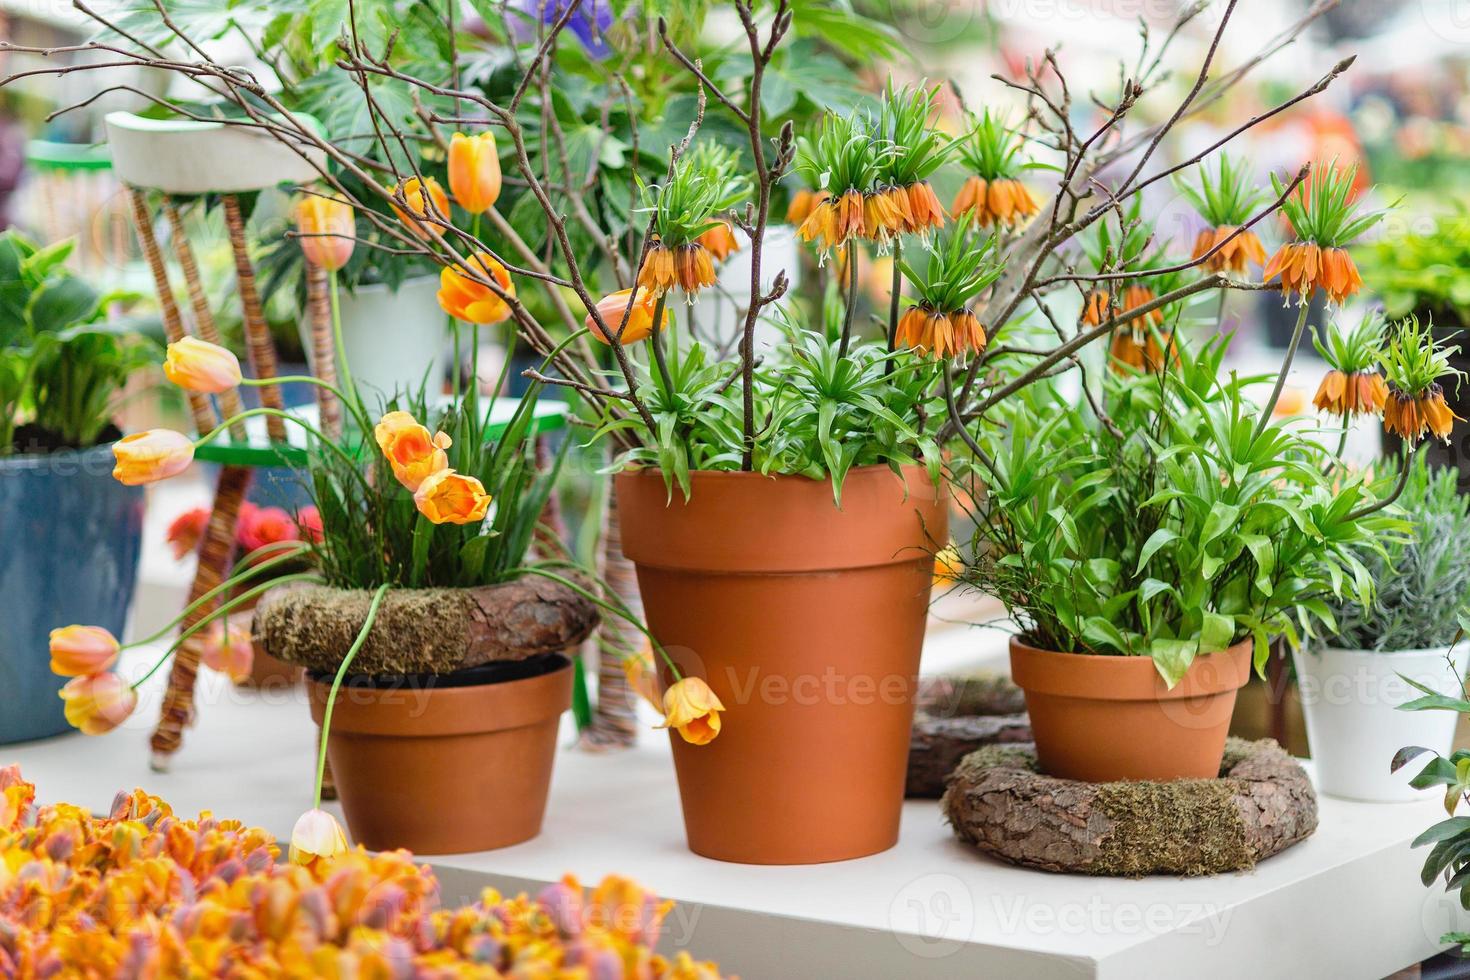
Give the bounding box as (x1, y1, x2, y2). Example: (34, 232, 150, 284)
(932, 543, 962, 587)
(414, 469, 492, 525)
(448, 131, 503, 214)
(585, 287, 667, 345)
(49, 625, 120, 677)
(59, 672, 137, 735)
(437, 252, 515, 325)
(373, 411, 452, 492)
(288, 807, 348, 865)
(656, 677, 724, 745)
(111, 429, 194, 486)
(294, 192, 356, 271)
(163, 337, 242, 394)
(391, 176, 451, 239)
(622, 645, 661, 710)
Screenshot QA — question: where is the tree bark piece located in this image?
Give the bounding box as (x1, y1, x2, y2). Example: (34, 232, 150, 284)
(254, 580, 599, 676)
(907, 673, 1032, 798)
(941, 737, 1317, 876)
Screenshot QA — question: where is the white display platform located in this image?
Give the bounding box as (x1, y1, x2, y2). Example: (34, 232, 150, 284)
(5, 648, 1466, 980)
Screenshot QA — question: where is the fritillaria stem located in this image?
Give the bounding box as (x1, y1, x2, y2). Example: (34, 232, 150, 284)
(1253, 299, 1311, 442)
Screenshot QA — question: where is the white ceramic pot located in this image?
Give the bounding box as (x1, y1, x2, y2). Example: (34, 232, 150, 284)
(1294, 644, 1470, 803)
(305, 275, 449, 403)
(688, 226, 800, 352)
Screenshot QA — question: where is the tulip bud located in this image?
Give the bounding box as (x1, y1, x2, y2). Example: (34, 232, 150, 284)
(288, 808, 348, 866)
(373, 411, 452, 492)
(59, 672, 138, 735)
(413, 469, 493, 526)
(392, 176, 451, 239)
(295, 192, 356, 271)
(49, 625, 120, 677)
(655, 677, 725, 745)
(437, 253, 515, 325)
(164, 337, 243, 394)
(448, 132, 503, 215)
(112, 430, 195, 486)
(200, 621, 254, 682)
(585, 287, 666, 346)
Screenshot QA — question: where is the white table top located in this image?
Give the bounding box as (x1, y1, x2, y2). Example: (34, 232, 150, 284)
(4, 641, 1465, 979)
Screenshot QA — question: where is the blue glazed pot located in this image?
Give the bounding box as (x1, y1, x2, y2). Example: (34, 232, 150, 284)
(0, 443, 144, 743)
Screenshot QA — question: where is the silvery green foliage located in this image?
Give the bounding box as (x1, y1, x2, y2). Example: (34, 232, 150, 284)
(1326, 459, 1470, 651)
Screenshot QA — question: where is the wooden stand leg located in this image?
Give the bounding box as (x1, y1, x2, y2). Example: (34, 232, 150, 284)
(221, 194, 288, 443)
(149, 465, 252, 770)
(579, 479, 641, 750)
(305, 263, 342, 438)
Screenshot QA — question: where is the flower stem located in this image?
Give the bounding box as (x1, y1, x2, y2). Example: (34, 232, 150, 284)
(1253, 299, 1311, 442)
(122, 544, 309, 650)
(648, 294, 675, 398)
(328, 271, 365, 423)
(313, 582, 391, 808)
(240, 375, 371, 434)
(128, 572, 323, 690)
(885, 238, 903, 376)
(1346, 444, 1419, 522)
(838, 243, 859, 359)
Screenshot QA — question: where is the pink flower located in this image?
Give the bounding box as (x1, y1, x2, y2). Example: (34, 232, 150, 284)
(237, 506, 299, 554)
(200, 621, 253, 682)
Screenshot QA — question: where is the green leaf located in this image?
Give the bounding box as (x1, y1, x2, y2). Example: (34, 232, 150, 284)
(1135, 528, 1179, 574)
(1200, 610, 1235, 654)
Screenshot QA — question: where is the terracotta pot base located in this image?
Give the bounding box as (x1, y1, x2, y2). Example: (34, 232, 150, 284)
(617, 465, 947, 865)
(307, 653, 572, 854)
(1009, 637, 1253, 782)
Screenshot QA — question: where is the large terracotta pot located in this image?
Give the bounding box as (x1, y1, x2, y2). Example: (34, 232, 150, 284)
(1009, 637, 1253, 782)
(617, 464, 947, 865)
(307, 654, 571, 854)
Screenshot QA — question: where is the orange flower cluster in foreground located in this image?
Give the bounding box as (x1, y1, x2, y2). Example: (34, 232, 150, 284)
(0, 768, 724, 978)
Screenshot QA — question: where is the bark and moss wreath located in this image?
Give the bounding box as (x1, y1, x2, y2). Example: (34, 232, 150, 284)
(254, 580, 599, 676)
(907, 674, 1031, 798)
(941, 738, 1317, 876)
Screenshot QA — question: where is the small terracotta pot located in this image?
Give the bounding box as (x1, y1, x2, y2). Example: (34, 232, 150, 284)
(242, 640, 303, 690)
(1009, 637, 1253, 782)
(617, 464, 946, 865)
(306, 654, 572, 854)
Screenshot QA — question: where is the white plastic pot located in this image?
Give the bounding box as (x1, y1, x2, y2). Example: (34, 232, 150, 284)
(1294, 644, 1470, 803)
(305, 275, 449, 403)
(688, 226, 800, 352)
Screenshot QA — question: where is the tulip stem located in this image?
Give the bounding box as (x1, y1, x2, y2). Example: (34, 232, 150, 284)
(239, 375, 371, 435)
(128, 572, 324, 690)
(509, 564, 684, 681)
(313, 582, 391, 808)
(121, 544, 310, 652)
(1253, 299, 1311, 442)
(197, 408, 371, 491)
(328, 271, 367, 425)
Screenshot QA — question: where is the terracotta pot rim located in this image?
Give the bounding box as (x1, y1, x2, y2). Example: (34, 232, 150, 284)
(616, 461, 929, 485)
(307, 654, 572, 738)
(1009, 635, 1253, 702)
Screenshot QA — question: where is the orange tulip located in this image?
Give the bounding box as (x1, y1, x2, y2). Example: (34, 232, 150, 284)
(294, 193, 356, 271)
(112, 429, 194, 486)
(655, 676, 724, 745)
(374, 411, 452, 492)
(289, 808, 348, 866)
(391, 176, 451, 239)
(932, 544, 962, 587)
(163, 337, 242, 394)
(200, 621, 254, 682)
(586, 287, 667, 345)
(59, 672, 137, 736)
(414, 469, 493, 525)
(437, 252, 515, 324)
(49, 625, 120, 677)
(448, 131, 502, 215)
(622, 645, 661, 710)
